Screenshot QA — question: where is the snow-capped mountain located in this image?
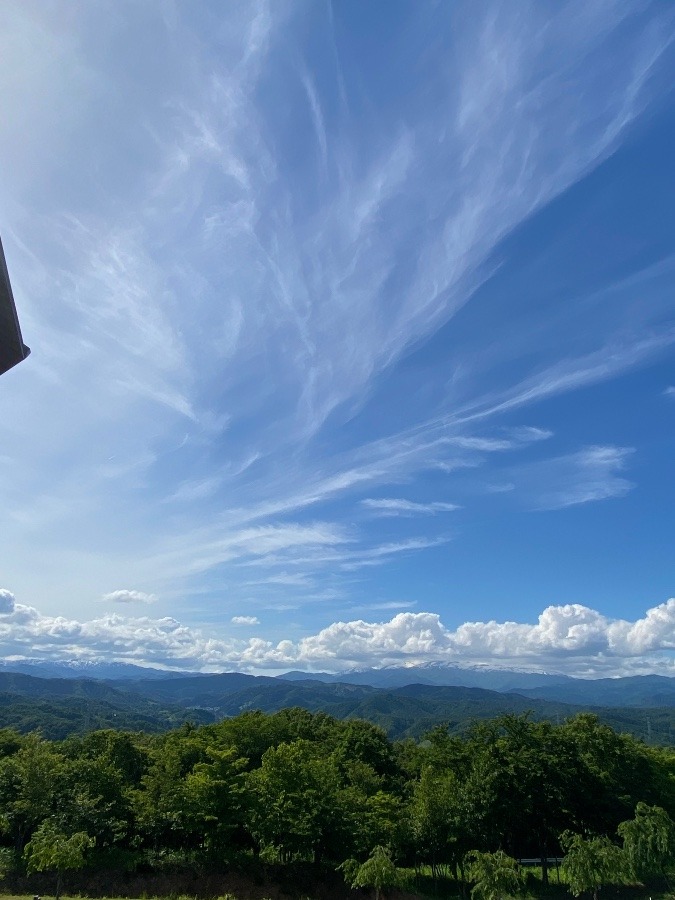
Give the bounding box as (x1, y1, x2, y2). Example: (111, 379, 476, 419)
(0, 659, 191, 680)
(277, 661, 572, 692)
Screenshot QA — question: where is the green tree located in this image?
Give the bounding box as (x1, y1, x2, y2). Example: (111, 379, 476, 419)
(24, 820, 94, 900)
(465, 849, 524, 900)
(64, 729, 149, 786)
(247, 739, 343, 862)
(133, 728, 206, 850)
(332, 719, 398, 785)
(57, 754, 131, 848)
(184, 745, 249, 857)
(560, 831, 627, 900)
(205, 710, 297, 769)
(618, 802, 675, 883)
(560, 715, 666, 834)
(464, 716, 587, 881)
(344, 845, 400, 900)
(409, 766, 461, 882)
(0, 733, 68, 852)
(0, 845, 15, 883)
(362, 790, 403, 854)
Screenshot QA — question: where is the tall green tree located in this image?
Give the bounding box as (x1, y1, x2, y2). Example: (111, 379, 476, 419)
(464, 716, 588, 879)
(57, 755, 131, 848)
(332, 719, 398, 785)
(0, 733, 68, 852)
(132, 728, 206, 850)
(408, 766, 462, 881)
(183, 745, 249, 857)
(64, 729, 149, 786)
(24, 820, 94, 900)
(247, 739, 343, 862)
(561, 715, 666, 833)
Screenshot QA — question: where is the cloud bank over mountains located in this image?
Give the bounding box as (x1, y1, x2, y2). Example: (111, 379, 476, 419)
(1, 588, 675, 678)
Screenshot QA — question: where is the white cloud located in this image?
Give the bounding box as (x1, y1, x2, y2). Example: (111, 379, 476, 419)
(0, 2, 673, 624)
(451, 326, 675, 430)
(247, 573, 314, 587)
(0, 590, 16, 615)
(361, 498, 460, 516)
(102, 590, 158, 605)
(231, 615, 260, 626)
(520, 445, 634, 510)
(0, 591, 674, 678)
(347, 600, 417, 613)
(338, 536, 452, 571)
(146, 521, 352, 581)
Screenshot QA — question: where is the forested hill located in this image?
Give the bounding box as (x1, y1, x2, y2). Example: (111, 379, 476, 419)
(161, 678, 675, 743)
(0, 672, 214, 738)
(0, 669, 675, 743)
(100, 672, 675, 744)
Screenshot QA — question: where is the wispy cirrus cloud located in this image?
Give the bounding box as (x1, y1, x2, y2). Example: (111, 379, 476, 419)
(246, 573, 315, 587)
(0, 1, 673, 641)
(361, 499, 460, 516)
(450, 323, 675, 429)
(338, 536, 452, 571)
(511, 445, 635, 511)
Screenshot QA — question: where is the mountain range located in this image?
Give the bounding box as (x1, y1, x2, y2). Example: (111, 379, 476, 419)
(1, 659, 675, 743)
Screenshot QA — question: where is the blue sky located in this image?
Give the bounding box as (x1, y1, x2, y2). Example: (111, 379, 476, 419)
(1, 0, 675, 675)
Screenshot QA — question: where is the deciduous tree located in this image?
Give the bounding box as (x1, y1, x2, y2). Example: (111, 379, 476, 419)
(465, 849, 524, 900)
(560, 831, 626, 900)
(344, 845, 400, 900)
(24, 820, 94, 900)
(618, 802, 675, 882)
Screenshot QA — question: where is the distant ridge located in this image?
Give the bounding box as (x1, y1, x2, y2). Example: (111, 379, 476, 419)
(516, 674, 675, 707)
(4, 659, 675, 711)
(0, 659, 193, 680)
(277, 662, 572, 692)
(0, 670, 214, 738)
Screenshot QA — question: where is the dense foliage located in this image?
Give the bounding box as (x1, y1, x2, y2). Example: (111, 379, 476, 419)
(0, 710, 674, 895)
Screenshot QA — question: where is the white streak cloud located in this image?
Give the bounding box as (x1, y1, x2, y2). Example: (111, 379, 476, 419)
(361, 499, 460, 516)
(518, 445, 634, 510)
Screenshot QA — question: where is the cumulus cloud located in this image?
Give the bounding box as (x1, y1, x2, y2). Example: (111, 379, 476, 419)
(0, 589, 16, 615)
(0, 592, 674, 677)
(102, 590, 158, 604)
(231, 615, 260, 626)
